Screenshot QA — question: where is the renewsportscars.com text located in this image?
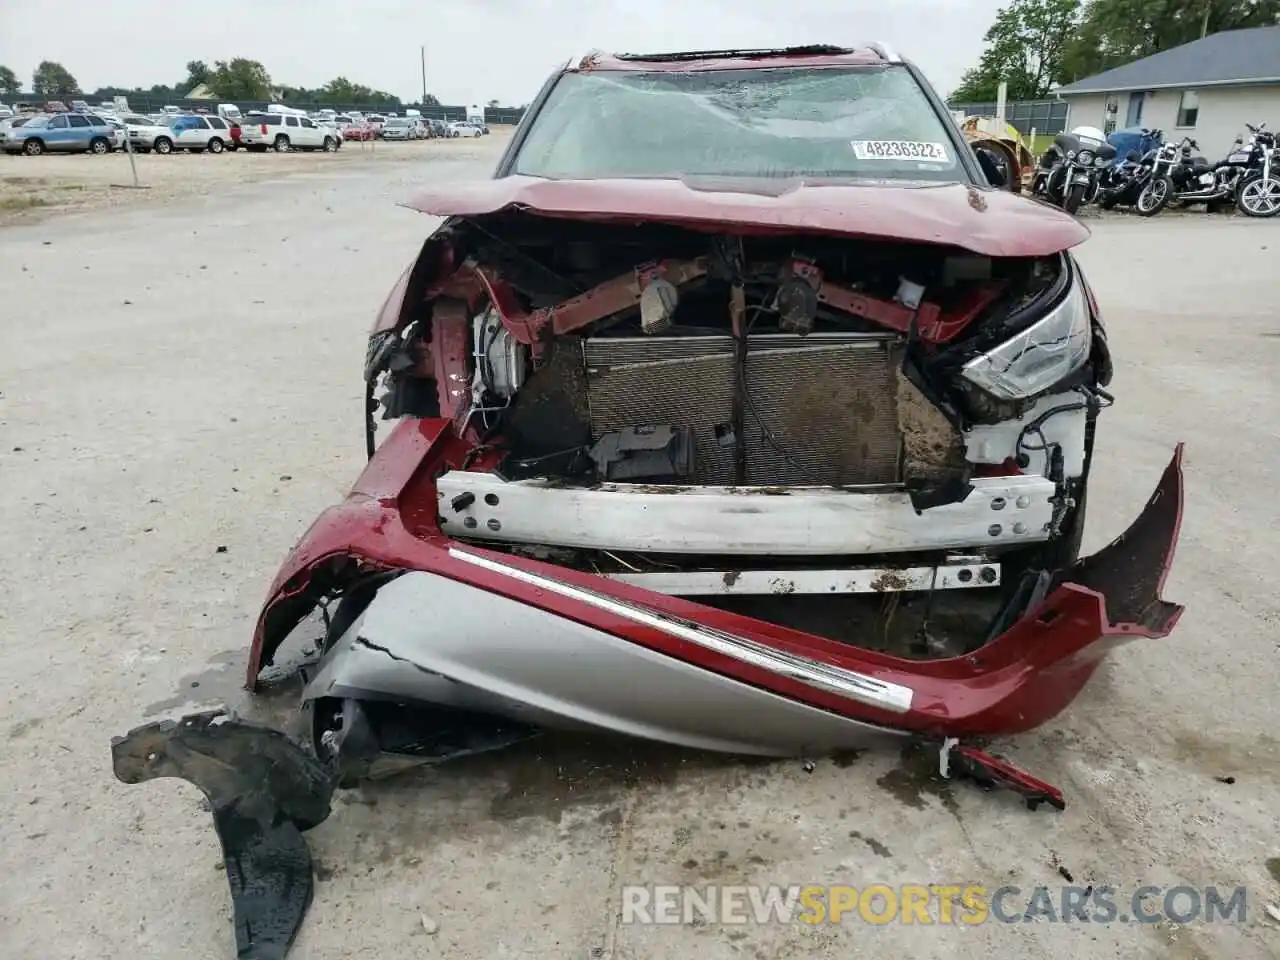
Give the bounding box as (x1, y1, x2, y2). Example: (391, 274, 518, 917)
(621, 884, 1249, 926)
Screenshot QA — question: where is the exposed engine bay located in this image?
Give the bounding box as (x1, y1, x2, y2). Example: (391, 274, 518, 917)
(376, 214, 1091, 486)
(362, 212, 1112, 659)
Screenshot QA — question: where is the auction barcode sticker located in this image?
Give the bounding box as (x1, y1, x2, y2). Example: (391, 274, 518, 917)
(852, 140, 951, 162)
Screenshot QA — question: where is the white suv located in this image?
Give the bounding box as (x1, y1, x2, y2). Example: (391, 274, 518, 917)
(166, 114, 235, 153)
(239, 113, 340, 153)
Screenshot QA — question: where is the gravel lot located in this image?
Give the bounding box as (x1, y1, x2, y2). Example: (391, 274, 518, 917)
(0, 134, 504, 224)
(2, 133, 1279, 960)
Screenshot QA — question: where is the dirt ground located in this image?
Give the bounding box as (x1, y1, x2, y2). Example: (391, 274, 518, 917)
(0, 132, 506, 223)
(2, 133, 1279, 960)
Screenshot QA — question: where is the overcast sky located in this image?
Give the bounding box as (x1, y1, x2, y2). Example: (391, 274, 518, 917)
(0, 0, 1007, 104)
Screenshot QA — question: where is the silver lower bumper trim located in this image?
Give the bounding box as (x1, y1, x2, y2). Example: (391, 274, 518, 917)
(449, 547, 915, 714)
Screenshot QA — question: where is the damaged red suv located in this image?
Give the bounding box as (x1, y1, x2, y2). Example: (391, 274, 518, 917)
(246, 45, 1183, 796)
(110, 44, 1188, 959)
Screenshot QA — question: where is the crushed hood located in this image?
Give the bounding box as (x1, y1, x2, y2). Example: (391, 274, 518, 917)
(405, 175, 1091, 258)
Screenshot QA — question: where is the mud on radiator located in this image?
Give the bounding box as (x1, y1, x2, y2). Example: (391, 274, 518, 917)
(581, 333, 907, 486)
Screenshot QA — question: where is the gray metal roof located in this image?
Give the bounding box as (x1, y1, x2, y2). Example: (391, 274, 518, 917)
(1055, 26, 1280, 96)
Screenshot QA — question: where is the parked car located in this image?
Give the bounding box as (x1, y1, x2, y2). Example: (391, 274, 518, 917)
(379, 117, 419, 141)
(426, 118, 448, 138)
(340, 118, 376, 142)
(448, 120, 481, 138)
(70, 99, 90, 113)
(238, 112, 340, 152)
(0, 103, 13, 119)
(165, 114, 234, 153)
(122, 114, 175, 153)
(311, 116, 345, 147)
(0, 116, 33, 148)
(44, 100, 69, 113)
(103, 117, 129, 148)
(2, 112, 117, 155)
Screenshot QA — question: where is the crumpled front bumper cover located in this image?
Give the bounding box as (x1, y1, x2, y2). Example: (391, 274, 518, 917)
(247, 419, 1185, 740)
(111, 429, 1186, 960)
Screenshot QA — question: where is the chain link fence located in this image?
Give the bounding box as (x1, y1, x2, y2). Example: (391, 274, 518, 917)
(947, 98, 1069, 136)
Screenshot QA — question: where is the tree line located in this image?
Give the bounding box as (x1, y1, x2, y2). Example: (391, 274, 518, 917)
(950, 0, 1280, 103)
(0, 59, 522, 109)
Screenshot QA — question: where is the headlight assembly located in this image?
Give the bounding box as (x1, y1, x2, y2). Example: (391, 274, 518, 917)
(959, 278, 1092, 401)
(1077, 149, 1094, 165)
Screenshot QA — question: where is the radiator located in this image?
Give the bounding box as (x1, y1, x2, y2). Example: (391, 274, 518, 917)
(583, 333, 904, 486)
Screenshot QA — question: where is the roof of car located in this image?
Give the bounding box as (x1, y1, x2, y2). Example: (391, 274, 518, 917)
(569, 44, 900, 73)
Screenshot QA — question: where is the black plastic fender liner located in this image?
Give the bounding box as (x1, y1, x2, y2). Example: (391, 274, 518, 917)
(111, 711, 336, 960)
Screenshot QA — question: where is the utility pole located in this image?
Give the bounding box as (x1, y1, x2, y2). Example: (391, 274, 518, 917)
(1200, 0, 1211, 39)
(420, 46, 427, 106)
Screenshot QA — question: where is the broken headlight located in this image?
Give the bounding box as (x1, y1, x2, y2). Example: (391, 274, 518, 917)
(959, 277, 1091, 401)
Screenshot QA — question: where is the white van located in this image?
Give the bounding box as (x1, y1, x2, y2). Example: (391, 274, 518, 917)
(217, 103, 242, 122)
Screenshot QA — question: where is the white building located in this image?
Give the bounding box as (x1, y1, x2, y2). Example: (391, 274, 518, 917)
(1054, 26, 1280, 157)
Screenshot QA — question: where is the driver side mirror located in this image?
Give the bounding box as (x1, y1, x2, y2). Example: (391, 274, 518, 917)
(974, 147, 1008, 189)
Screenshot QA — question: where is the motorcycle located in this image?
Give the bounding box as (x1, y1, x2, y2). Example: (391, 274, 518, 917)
(1235, 124, 1280, 218)
(1096, 128, 1163, 211)
(1032, 125, 1117, 214)
(1097, 149, 1150, 210)
(1137, 124, 1277, 217)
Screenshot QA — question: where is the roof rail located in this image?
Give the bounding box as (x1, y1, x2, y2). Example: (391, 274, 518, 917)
(613, 45, 854, 63)
(866, 42, 902, 63)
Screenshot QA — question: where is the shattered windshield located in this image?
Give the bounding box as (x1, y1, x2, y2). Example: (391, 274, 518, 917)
(513, 65, 968, 183)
